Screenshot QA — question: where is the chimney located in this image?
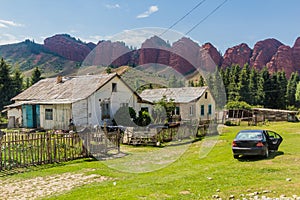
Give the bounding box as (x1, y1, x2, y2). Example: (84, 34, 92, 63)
(57, 75, 63, 83)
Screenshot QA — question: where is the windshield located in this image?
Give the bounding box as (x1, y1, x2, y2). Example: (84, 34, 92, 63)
(236, 131, 264, 140)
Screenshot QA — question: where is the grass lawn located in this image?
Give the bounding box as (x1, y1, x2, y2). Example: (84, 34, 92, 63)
(1, 122, 300, 199)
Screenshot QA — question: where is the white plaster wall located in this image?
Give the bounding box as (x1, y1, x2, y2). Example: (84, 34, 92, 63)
(86, 76, 141, 126)
(196, 90, 216, 121)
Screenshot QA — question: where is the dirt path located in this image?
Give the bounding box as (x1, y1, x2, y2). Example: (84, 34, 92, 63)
(0, 169, 111, 200)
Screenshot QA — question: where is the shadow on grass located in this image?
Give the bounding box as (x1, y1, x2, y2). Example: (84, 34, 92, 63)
(0, 157, 99, 177)
(236, 151, 284, 162)
(0, 162, 66, 177)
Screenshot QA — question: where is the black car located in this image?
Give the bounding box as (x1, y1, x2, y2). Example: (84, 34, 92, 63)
(232, 129, 283, 159)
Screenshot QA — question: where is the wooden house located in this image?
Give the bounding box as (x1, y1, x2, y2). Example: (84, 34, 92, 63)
(139, 86, 216, 121)
(6, 73, 146, 129)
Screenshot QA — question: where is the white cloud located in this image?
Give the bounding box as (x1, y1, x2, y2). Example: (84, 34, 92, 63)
(105, 4, 120, 9)
(0, 33, 24, 45)
(0, 19, 23, 28)
(86, 35, 114, 43)
(137, 5, 158, 18)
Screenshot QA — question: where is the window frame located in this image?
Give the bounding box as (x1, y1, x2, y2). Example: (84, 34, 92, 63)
(112, 83, 117, 92)
(208, 104, 212, 115)
(45, 108, 53, 120)
(200, 105, 205, 116)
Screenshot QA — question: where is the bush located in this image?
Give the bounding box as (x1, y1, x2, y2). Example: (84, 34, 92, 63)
(224, 120, 238, 126)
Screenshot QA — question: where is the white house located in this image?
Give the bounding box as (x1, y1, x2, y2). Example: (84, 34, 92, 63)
(6, 73, 147, 129)
(139, 86, 216, 121)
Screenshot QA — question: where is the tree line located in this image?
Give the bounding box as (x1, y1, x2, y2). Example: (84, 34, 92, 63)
(0, 58, 42, 111)
(207, 64, 300, 110)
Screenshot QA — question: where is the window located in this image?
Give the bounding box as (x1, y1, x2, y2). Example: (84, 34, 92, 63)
(101, 102, 110, 119)
(189, 105, 194, 116)
(201, 105, 205, 116)
(205, 92, 208, 99)
(141, 107, 149, 112)
(112, 83, 117, 92)
(45, 109, 53, 120)
(174, 106, 180, 115)
(208, 104, 212, 115)
(120, 103, 129, 107)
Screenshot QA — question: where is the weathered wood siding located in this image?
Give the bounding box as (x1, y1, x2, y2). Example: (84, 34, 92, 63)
(72, 100, 88, 127)
(40, 104, 71, 130)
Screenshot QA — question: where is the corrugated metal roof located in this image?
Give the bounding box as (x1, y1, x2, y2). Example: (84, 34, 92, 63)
(139, 86, 208, 103)
(12, 73, 117, 103)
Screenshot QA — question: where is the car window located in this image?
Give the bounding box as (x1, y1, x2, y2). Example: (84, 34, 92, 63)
(236, 131, 263, 140)
(267, 131, 281, 139)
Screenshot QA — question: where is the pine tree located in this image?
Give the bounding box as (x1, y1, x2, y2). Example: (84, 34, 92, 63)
(31, 67, 42, 85)
(269, 72, 280, 109)
(256, 71, 265, 106)
(227, 65, 240, 101)
(276, 71, 287, 109)
(168, 75, 177, 87)
(11, 67, 24, 97)
(207, 68, 226, 108)
(261, 67, 272, 108)
(0, 58, 13, 110)
(248, 68, 258, 105)
(238, 64, 250, 103)
(25, 77, 31, 89)
(286, 72, 300, 106)
(295, 81, 300, 106)
(198, 74, 205, 87)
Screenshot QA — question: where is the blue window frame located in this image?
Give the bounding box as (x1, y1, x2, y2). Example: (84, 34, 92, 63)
(208, 104, 212, 115)
(201, 105, 205, 116)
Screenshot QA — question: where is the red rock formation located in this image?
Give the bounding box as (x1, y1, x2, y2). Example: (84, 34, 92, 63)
(84, 40, 131, 66)
(44, 34, 95, 62)
(250, 38, 283, 70)
(266, 45, 294, 76)
(202, 42, 222, 66)
(169, 37, 200, 75)
(292, 37, 300, 71)
(138, 36, 170, 66)
(221, 43, 252, 68)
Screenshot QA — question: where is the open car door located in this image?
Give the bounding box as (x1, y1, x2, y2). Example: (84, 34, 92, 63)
(266, 131, 283, 151)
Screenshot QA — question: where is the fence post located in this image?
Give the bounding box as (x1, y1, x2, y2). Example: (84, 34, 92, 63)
(117, 128, 120, 153)
(0, 131, 4, 171)
(46, 131, 51, 163)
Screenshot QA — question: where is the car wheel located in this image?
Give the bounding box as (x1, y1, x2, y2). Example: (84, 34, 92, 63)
(264, 147, 269, 158)
(233, 155, 239, 159)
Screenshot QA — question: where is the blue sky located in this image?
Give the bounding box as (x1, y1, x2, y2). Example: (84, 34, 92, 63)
(1, 0, 300, 53)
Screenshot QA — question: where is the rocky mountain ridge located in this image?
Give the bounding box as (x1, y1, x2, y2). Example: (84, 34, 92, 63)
(0, 33, 299, 77)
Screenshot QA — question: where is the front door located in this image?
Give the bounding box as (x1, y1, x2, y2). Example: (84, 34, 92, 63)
(22, 105, 40, 128)
(266, 131, 283, 151)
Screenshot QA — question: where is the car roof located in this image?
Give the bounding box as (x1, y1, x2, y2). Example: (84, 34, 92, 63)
(238, 130, 265, 133)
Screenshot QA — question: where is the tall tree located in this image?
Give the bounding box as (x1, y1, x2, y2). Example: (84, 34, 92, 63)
(227, 65, 240, 101)
(286, 72, 300, 106)
(276, 71, 288, 109)
(11, 67, 24, 97)
(238, 64, 250, 103)
(31, 67, 42, 85)
(248, 68, 260, 105)
(295, 81, 300, 106)
(261, 67, 272, 108)
(207, 68, 226, 108)
(269, 72, 280, 108)
(0, 58, 13, 110)
(197, 74, 205, 87)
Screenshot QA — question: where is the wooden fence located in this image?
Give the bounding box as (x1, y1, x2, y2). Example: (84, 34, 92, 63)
(0, 131, 84, 171)
(123, 121, 214, 146)
(0, 127, 121, 171)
